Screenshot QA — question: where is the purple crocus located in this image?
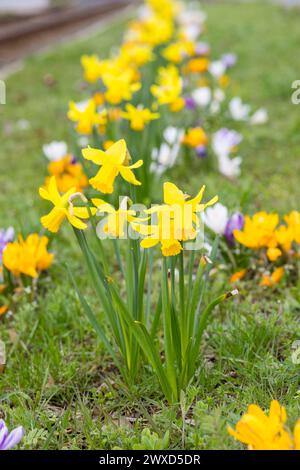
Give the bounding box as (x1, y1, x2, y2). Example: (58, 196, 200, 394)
(224, 212, 244, 245)
(184, 96, 196, 110)
(0, 227, 14, 263)
(195, 41, 210, 56)
(221, 53, 237, 69)
(0, 420, 24, 450)
(196, 145, 207, 158)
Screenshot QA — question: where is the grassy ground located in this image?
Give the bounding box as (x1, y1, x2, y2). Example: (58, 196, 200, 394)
(1, 0, 300, 450)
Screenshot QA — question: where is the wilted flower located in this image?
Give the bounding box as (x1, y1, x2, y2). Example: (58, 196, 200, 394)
(0, 420, 24, 450)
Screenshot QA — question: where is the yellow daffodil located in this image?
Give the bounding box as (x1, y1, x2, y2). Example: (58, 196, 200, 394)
(228, 400, 300, 450)
(121, 104, 159, 131)
(133, 183, 217, 255)
(39, 176, 93, 233)
(182, 127, 208, 148)
(3, 234, 53, 279)
(234, 212, 279, 249)
(68, 99, 107, 135)
(102, 70, 141, 105)
(92, 198, 142, 238)
(82, 139, 143, 194)
(151, 65, 183, 110)
(46, 155, 88, 193)
(120, 43, 154, 67)
(133, 213, 183, 257)
(147, 182, 218, 241)
(162, 40, 195, 64)
(81, 54, 103, 83)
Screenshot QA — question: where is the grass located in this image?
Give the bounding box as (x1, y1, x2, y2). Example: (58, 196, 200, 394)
(1, 0, 300, 449)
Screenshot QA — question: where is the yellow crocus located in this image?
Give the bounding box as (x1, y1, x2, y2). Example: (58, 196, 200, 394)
(275, 224, 294, 252)
(68, 99, 107, 135)
(3, 234, 53, 279)
(228, 400, 300, 450)
(121, 104, 159, 131)
(39, 176, 93, 233)
(285, 211, 300, 243)
(120, 43, 154, 67)
(82, 139, 143, 194)
(234, 212, 279, 249)
(260, 267, 285, 287)
(182, 127, 208, 148)
(46, 155, 88, 193)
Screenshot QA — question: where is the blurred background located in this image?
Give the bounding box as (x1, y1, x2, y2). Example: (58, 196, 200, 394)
(0, 0, 132, 69)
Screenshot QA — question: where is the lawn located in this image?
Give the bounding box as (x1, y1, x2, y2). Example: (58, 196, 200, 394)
(1, 0, 300, 450)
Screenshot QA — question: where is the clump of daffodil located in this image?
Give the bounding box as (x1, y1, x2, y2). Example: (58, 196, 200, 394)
(82, 139, 143, 194)
(68, 99, 107, 135)
(45, 155, 88, 193)
(121, 104, 160, 131)
(133, 182, 218, 256)
(119, 42, 154, 67)
(151, 64, 185, 112)
(39, 176, 95, 233)
(3, 233, 53, 279)
(228, 400, 300, 450)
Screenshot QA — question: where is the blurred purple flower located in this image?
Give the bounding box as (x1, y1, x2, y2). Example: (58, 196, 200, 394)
(221, 53, 237, 69)
(0, 420, 24, 450)
(195, 42, 210, 56)
(224, 212, 244, 245)
(196, 145, 207, 158)
(0, 227, 14, 263)
(184, 96, 196, 110)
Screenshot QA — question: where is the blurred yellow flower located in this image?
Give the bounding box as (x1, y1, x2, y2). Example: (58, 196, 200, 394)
(102, 70, 141, 105)
(81, 54, 103, 83)
(3, 234, 53, 279)
(120, 43, 154, 67)
(121, 104, 159, 131)
(182, 127, 208, 148)
(68, 99, 107, 135)
(151, 64, 183, 110)
(230, 269, 247, 283)
(46, 155, 88, 193)
(260, 267, 285, 287)
(82, 139, 143, 194)
(228, 400, 300, 450)
(234, 212, 279, 249)
(39, 176, 93, 233)
(267, 247, 282, 262)
(285, 211, 300, 244)
(186, 57, 209, 74)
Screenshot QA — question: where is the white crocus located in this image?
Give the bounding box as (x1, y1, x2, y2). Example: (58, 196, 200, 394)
(202, 203, 229, 235)
(250, 108, 268, 125)
(229, 97, 251, 121)
(192, 87, 212, 107)
(209, 60, 226, 78)
(218, 154, 242, 179)
(43, 141, 68, 161)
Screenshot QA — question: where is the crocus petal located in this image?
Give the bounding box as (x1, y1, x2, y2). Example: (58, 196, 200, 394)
(1, 426, 24, 450)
